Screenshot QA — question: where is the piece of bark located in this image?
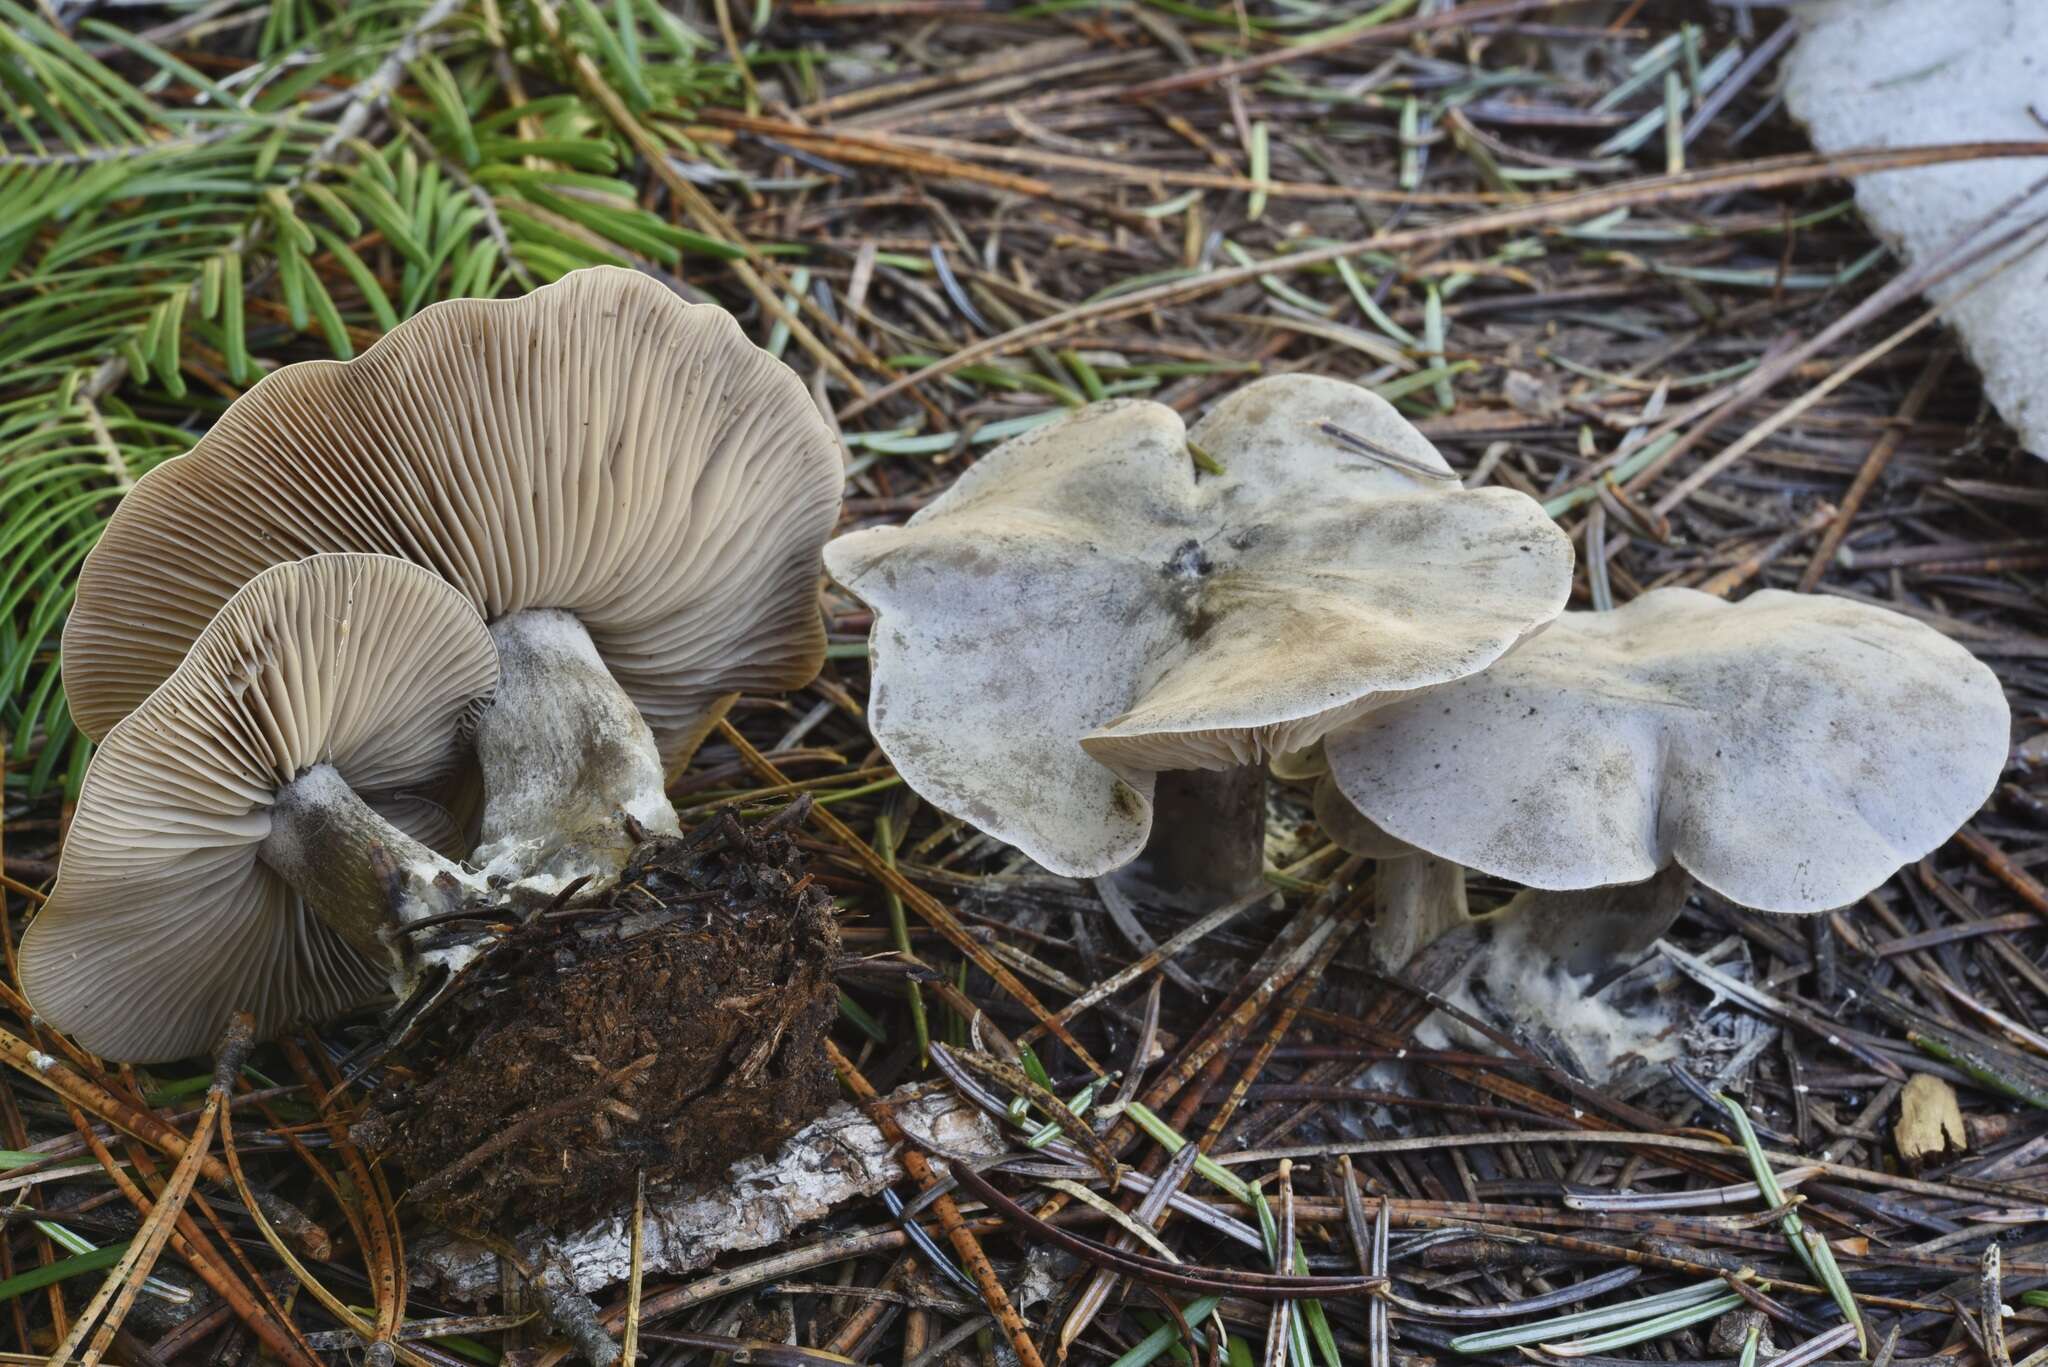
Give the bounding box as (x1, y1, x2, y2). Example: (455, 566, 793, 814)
(1894, 1073, 1968, 1164)
(414, 1086, 1001, 1299)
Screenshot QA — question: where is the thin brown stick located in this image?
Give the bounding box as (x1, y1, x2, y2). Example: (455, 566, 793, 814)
(1695, 502, 1837, 597)
(837, 142, 2048, 419)
(279, 1038, 404, 1338)
(59, 1016, 251, 1366)
(717, 720, 1103, 1072)
(1953, 828, 2048, 922)
(62, 1101, 320, 1367)
(528, 0, 879, 401)
(0, 1024, 332, 1259)
(1795, 345, 1956, 592)
(829, 1041, 1046, 1367)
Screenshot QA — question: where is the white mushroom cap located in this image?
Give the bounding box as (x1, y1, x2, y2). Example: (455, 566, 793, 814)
(1325, 587, 2012, 912)
(1312, 776, 1414, 860)
(824, 375, 1573, 877)
(1268, 741, 1328, 782)
(61, 266, 841, 769)
(23, 554, 498, 1061)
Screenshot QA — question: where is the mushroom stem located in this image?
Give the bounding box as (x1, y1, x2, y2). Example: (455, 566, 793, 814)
(259, 764, 482, 971)
(1107, 767, 1268, 913)
(1370, 853, 1471, 971)
(1485, 864, 1695, 984)
(472, 609, 683, 885)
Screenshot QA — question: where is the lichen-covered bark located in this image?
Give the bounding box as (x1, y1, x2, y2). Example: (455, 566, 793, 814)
(412, 1088, 1001, 1298)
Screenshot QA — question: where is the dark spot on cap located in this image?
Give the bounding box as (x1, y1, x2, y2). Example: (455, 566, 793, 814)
(1162, 539, 1212, 580)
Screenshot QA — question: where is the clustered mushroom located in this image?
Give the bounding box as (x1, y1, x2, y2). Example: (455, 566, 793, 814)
(60, 265, 841, 885)
(825, 374, 1575, 911)
(24, 554, 496, 1060)
(29, 289, 2016, 1073)
(1319, 588, 2011, 976)
(825, 382, 2013, 1037)
(27, 267, 842, 1060)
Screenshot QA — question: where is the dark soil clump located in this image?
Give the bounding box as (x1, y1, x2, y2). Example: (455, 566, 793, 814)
(362, 802, 840, 1236)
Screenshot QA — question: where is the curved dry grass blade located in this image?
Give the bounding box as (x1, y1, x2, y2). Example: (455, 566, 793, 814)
(1448, 1282, 1730, 1354)
(829, 1041, 1047, 1367)
(935, 1044, 1120, 1184)
(945, 1159, 1381, 1300)
(0, 1025, 331, 1259)
(838, 142, 2048, 420)
(1059, 1131, 1207, 1361)
(1538, 1292, 1746, 1357)
(214, 1071, 437, 1367)
(621, 1172, 647, 1367)
(721, 720, 1102, 1073)
(55, 1015, 250, 1365)
(57, 1100, 319, 1367)
(1380, 1267, 1643, 1322)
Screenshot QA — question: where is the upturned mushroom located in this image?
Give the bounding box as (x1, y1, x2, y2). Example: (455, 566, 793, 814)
(22, 554, 498, 1061)
(60, 266, 841, 885)
(824, 374, 1574, 910)
(1321, 587, 2011, 977)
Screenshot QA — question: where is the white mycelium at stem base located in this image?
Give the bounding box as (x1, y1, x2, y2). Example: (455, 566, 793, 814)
(1327, 589, 2012, 914)
(472, 609, 683, 886)
(1309, 587, 2013, 1074)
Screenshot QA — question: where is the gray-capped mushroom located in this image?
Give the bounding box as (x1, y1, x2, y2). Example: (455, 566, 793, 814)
(825, 373, 1574, 911)
(1323, 587, 2012, 976)
(22, 554, 498, 1061)
(60, 266, 841, 886)
(1310, 775, 1411, 861)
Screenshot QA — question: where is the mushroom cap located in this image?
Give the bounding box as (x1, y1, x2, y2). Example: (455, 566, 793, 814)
(1325, 587, 2012, 912)
(824, 374, 1573, 877)
(61, 266, 841, 769)
(1311, 776, 1415, 860)
(1268, 741, 1328, 782)
(23, 554, 498, 1061)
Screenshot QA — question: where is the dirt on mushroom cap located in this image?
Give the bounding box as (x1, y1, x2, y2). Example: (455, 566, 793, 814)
(360, 805, 841, 1235)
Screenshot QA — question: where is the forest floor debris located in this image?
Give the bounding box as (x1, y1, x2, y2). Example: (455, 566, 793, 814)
(1, 2, 2045, 1364)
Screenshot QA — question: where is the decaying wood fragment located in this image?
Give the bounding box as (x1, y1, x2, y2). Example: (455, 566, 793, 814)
(414, 1085, 1001, 1298)
(1894, 1073, 1968, 1164)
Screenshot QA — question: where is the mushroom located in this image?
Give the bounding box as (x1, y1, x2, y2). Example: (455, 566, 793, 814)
(1322, 587, 2011, 976)
(1310, 775, 1411, 861)
(22, 554, 498, 1062)
(824, 374, 1574, 910)
(1370, 847, 1472, 975)
(59, 266, 841, 884)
